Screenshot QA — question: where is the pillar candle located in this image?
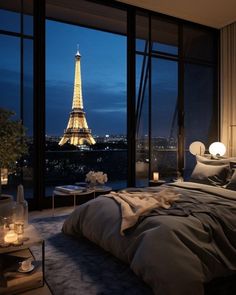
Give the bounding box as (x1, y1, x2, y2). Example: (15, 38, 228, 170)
(4, 230, 18, 243)
(153, 172, 159, 182)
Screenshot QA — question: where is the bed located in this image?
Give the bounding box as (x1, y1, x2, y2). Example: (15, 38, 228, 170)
(62, 160, 236, 295)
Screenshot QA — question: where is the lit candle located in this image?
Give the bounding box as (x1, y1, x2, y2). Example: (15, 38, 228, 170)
(4, 230, 18, 243)
(153, 172, 159, 182)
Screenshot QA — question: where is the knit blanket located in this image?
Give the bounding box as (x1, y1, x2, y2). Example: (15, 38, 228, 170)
(105, 189, 180, 235)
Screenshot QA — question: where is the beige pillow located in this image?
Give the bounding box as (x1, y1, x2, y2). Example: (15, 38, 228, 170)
(190, 161, 230, 186)
(196, 155, 236, 166)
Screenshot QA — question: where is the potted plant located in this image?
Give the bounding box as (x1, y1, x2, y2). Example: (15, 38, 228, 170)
(0, 108, 28, 200)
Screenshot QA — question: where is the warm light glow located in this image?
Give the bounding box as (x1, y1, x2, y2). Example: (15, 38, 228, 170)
(153, 172, 159, 182)
(209, 142, 226, 157)
(4, 230, 18, 243)
(189, 141, 205, 155)
(0, 168, 8, 185)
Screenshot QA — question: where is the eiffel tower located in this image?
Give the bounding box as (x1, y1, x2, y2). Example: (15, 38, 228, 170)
(59, 48, 96, 147)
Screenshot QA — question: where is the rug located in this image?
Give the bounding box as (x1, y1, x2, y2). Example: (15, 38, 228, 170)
(30, 215, 236, 295)
(30, 215, 153, 295)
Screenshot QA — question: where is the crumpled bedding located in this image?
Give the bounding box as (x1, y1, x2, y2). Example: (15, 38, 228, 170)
(62, 182, 236, 295)
(104, 189, 180, 235)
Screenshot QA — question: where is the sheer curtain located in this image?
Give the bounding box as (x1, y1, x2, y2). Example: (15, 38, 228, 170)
(221, 22, 236, 156)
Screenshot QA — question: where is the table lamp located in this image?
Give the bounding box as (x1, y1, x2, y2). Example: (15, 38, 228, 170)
(209, 142, 226, 157)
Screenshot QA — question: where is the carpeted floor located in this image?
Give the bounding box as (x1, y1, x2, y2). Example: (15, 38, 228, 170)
(30, 214, 236, 295)
(31, 215, 153, 295)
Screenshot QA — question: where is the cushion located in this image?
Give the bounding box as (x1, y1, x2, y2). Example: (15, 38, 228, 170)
(196, 155, 236, 166)
(230, 162, 236, 169)
(225, 170, 236, 190)
(190, 161, 230, 186)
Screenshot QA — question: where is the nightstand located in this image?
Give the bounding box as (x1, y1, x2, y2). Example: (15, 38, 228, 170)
(52, 188, 95, 216)
(149, 180, 166, 187)
(0, 225, 44, 295)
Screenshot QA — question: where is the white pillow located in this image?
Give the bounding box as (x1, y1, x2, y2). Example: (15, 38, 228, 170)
(190, 161, 230, 186)
(196, 155, 236, 166)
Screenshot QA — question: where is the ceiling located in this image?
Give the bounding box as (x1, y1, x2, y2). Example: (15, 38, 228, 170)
(117, 0, 236, 28)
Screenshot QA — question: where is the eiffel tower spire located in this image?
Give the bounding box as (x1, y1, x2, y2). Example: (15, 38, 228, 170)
(59, 47, 96, 146)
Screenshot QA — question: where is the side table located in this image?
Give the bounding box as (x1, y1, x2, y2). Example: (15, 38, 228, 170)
(52, 189, 95, 216)
(0, 225, 44, 295)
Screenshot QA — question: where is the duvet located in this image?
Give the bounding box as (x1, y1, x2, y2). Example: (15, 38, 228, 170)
(62, 182, 236, 295)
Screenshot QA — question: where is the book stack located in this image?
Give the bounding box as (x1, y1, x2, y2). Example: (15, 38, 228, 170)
(0, 251, 43, 294)
(55, 185, 86, 194)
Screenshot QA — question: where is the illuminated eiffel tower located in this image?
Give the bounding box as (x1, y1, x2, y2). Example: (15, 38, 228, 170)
(59, 47, 96, 147)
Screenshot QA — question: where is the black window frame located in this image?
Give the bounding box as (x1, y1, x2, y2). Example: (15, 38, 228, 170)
(0, 0, 219, 209)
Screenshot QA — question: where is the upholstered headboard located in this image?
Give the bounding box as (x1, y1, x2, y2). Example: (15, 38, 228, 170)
(229, 125, 236, 157)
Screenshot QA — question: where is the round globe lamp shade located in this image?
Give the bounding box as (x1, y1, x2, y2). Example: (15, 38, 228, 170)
(189, 141, 206, 155)
(209, 142, 226, 157)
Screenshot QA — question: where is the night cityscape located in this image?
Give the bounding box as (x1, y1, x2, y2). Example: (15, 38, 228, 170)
(1, 19, 180, 197)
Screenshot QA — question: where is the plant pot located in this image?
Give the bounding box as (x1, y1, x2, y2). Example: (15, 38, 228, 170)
(0, 194, 14, 217)
(0, 194, 13, 203)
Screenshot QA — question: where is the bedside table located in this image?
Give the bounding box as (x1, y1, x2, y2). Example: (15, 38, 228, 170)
(149, 180, 166, 187)
(0, 225, 44, 295)
(52, 188, 95, 216)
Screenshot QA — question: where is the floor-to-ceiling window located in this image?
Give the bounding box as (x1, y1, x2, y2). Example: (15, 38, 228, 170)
(45, 1, 127, 197)
(0, 1, 34, 200)
(151, 58, 178, 180)
(183, 27, 218, 177)
(0, 0, 219, 208)
(150, 17, 179, 182)
(135, 13, 219, 185)
(135, 13, 150, 186)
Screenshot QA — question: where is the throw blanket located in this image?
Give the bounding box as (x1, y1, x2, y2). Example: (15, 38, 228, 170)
(105, 189, 180, 235)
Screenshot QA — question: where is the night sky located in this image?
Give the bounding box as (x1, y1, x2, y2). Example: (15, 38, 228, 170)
(0, 17, 178, 138)
(46, 20, 127, 136)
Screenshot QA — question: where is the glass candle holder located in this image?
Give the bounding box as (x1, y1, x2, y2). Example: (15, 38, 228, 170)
(0, 217, 11, 243)
(4, 229, 18, 243)
(14, 220, 24, 235)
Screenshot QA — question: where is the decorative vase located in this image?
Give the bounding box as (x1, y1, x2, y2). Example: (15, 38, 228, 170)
(88, 182, 96, 189)
(16, 184, 28, 228)
(88, 182, 105, 190)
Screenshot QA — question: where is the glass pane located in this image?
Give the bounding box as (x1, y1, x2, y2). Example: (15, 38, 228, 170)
(152, 17, 178, 55)
(0, 8, 20, 33)
(0, 34, 20, 118)
(23, 39, 34, 199)
(46, 20, 127, 195)
(135, 54, 149, 187)
(184, 63, 218, 178)
(0, 34, 20, 197)
(136, 13, 149, 53)
(183, 26, 217, 62)
(23, 14, 33, 36)
(23, 0, 33, 36)
(151, 58, 178, 180)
